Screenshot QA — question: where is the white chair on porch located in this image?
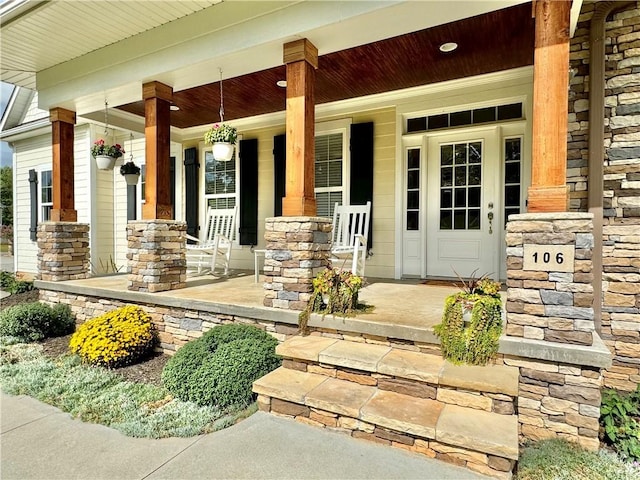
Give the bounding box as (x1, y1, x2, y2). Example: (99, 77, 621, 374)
(329, 201, 371, 276)
(186, 206, 237, 276)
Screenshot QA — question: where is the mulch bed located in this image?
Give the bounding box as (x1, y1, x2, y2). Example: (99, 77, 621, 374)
(1, 289, 170, 387)
(0, 289, 40, 309)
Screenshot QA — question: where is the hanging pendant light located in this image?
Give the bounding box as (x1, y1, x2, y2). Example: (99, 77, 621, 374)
(120, 133, 141, 185)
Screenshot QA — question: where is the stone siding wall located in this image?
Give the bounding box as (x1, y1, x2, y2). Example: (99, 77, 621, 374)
(502, 356, 602, 451)
(37, 222, 90, 281)
(263, 217, 331, 310)
(568, 1, 640, 391)
(38, 289, 297, 353)
(127, 220, 186, 293)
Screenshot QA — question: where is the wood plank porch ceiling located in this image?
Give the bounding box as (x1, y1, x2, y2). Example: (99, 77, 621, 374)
(118, 3, 534, 129)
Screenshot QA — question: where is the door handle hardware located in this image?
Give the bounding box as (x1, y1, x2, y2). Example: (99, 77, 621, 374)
(487, 211, 494, 234)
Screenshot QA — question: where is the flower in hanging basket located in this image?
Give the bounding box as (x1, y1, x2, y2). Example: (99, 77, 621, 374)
(91, 139, 125, 159)
(203, 123, 238, 145)
(120, 161, 141, 176)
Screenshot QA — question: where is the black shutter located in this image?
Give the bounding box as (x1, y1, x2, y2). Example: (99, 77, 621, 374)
(273, 134, 286, 217)
(170, 156, 176, 220)
(28, 169, 38, 241)
(126, 185, 136, 221)
(239, 138, 258, 245)
(184, 147, 199, 242)
(350, 122, 374, 249)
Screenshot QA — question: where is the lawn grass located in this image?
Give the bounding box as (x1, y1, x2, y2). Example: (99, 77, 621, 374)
(0, 340, 256, 438)
(516, 438, 639, 480)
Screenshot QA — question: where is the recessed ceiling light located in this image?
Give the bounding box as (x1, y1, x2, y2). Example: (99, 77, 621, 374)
(170, 105, 180, 111)
(276, 80, 287, 88)
(439, 42, 458, 53)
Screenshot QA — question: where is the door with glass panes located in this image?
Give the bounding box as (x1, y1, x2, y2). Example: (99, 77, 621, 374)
(426, 128, 500, 278)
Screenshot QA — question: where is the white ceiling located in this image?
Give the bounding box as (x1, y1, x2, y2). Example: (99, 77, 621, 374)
(0, 0, 222, 89)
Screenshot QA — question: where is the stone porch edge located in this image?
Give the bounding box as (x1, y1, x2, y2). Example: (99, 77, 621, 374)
(35, 279, 612, 369)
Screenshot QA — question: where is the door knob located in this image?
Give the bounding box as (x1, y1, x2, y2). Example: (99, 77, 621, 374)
(487, 211, 494, 234)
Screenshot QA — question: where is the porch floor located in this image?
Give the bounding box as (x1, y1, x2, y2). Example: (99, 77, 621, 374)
(40, 272, 461, 340)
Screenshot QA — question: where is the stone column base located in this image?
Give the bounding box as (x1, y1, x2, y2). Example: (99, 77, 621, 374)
(506, 212, 594, 346)
(37, 222, 90, 281)
(264, 216, 332, 310)
(127, 220, 186, 293)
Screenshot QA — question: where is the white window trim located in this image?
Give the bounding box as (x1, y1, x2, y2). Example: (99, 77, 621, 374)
(37, 164, 52, 222)
(315, 118, 351, 214)
(135, 161, 146, 219)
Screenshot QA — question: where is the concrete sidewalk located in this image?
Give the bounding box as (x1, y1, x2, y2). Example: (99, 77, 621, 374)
(1, 392, 489, 480)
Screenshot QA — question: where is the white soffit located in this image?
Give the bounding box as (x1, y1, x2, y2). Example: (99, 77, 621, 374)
(0, 0, 223, 89)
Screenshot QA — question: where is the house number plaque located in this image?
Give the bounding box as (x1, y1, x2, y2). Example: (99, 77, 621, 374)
(523, 244, 574, 273)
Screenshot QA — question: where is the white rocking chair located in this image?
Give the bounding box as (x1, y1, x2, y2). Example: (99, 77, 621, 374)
(186, 206, 237, 276)
(329, 201, 371, 276)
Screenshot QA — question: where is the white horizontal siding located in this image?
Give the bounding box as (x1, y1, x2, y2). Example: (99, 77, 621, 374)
(22, 91, 48, 124)
(14, 135, 50, 275)
(14, 125, 91, 276)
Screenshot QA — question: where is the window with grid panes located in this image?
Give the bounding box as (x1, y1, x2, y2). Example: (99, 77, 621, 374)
(406, 148, 420, 230)
(439, 142, 482, 230)
(315, 133, 343, 217)
(204, 150, 237, 210)
(504, 137, 522, 225)
(40, 169, 52, 221)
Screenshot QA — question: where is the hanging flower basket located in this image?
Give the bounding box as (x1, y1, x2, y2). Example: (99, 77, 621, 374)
(120, 160, 141, 185)
(212, 142, 234, 161)
(204, 123, 237, 162)
(95, 155, 116, 171)
(91, 139, 124, 171)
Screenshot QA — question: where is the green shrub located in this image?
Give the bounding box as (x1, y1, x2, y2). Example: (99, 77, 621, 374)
(69, 306, 155, 368)
(601, 386, 640, 462)
(162, 324, 281, 408)
(0, 302, 74, 342)
(0, 271, 34, 295)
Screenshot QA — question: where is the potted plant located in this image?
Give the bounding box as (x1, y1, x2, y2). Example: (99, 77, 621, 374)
(433, 271, 503, 366)
(298, 265, 364, 334)
(120, 160, 141, 186)
(203, 123, 238, 161)
(91, 139, 125, 171)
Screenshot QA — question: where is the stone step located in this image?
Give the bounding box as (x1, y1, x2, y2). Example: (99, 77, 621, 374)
(277, 335, 519, 397)
(254, 367, 519, 473)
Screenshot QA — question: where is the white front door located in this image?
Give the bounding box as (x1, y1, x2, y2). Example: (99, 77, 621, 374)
(426, 128, 500, 279)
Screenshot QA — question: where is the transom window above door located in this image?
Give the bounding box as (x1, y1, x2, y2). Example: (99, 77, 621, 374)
(439, 141, 482, 230)
(407, 102, 522, 133)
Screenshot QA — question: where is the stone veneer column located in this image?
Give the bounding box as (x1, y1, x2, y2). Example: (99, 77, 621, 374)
(263, 216, 331, 310)
(37, 222, 90, 280)
(127, 220, 186, 293)
(505, 213, 595, 345)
